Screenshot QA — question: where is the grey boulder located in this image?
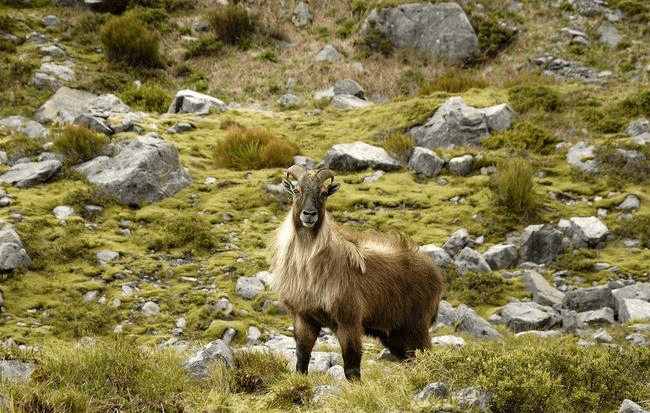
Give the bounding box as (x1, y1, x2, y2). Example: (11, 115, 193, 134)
(75, 133, 192, 206)
(0, 160, 62, 188)
(322, 141, 400, 171)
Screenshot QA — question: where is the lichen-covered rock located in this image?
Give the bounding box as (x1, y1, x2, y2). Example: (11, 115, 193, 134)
(75, 133, 192, 207)
(322, 141, 400, 171)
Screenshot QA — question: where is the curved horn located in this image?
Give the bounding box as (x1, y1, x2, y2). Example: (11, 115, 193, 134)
(287, 164, 309, 181)
(316, 168, 335, 184)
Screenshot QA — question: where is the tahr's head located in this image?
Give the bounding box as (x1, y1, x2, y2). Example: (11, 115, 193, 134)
(283, 165, 340, 230)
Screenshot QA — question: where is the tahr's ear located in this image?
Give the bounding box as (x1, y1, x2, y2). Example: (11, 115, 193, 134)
(325, 183, 340, 197)
(282, 179, 296, 195)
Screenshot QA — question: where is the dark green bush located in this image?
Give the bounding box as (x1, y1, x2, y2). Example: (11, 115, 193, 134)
(419, 69, 489, 95)
(481, 122, 558, 154)
(508, 84, 562, 113)
(213, 127, 299, 170)
(416, 339, 650, 413)
(99, 12, 163, 68)
(147, 215, 219, 253)
(335, 18, 355, 39)
(184, 69, 209, 92)
(468, 11, 516, 61)
(120, 83, 171, 113)
(184, 36, 223, 58)
(356, 26, 394, 58)
(208, 5, 258, 47)
(128, 5, 172, 33)
(52, 125, 110, 165)
(73, 12, 109, 35)
(444, 268, 507, 307)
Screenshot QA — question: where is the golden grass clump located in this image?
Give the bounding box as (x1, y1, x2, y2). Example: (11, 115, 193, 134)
(491, 157, 538, 217)
(419, 69, 489, 95)
(213, 127, 299, 170)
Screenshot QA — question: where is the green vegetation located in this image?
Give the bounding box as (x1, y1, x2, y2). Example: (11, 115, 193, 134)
(99, 12, 164, 68)
(490, 157, 539, 218)
(52, 125, 110, 165)
(213, 127, 300, 170)
(419, 69, 489, 95)
(1, 1, 650, 412)
(208, 5, 258, 48)
(481, 122, 559, 154)
(120, 83, 172, 113)
(507, 84, 562, 113)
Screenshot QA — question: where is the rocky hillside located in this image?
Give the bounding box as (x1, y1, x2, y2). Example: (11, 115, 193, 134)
(1, 0, 650, 412)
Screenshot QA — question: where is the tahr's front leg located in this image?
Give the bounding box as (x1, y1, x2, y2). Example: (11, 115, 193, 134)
(293, 315, 320, 374)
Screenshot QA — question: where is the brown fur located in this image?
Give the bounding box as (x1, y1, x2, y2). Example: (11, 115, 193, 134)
(268, 166, 445, 380)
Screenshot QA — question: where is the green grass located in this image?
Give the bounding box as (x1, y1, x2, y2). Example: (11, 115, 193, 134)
(1, 1, 650, 412)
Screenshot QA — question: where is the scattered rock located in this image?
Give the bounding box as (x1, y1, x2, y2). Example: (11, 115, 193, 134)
(0, 360, 34, 383)
(483, 244, 518, 270)
(322, 141, 400, 171)
(519, 224, 565, 265)
(0, 116, 49, 138)
(567, 141, 598, 172)
(420, 244, 453, 268)
(362, 3, 480, 64)
(618, 399, 649, 413)
(167, 89, 225, 115)
(292, 2, 312, 28)
(524, 270, 565, 307)
(75, 133, 192, 207)
(142, 301, 160, 316)
(34, 86, 96, 125)
(454, 246, 491, 274)
(563, 284, 614, 312)
(413, 382, 449, 401)
(448, 154, 473, 176)
(182, 340, 234, 380)
(619, 299, 650, 323)
(500, 301, 559, 333)
(315, 44, 340, 62)
(332, 95, 372, 109)
(408, 147, 445, 177)
(236, 276, 265, 300)
(456, 304, 502, 339)
(0, 160, 62, 188)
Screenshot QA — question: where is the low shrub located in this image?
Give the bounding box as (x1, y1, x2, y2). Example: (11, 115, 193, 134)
(415, 339, 650, 412)
(356, 26, 394, 58)
(129, 5, 173, 33)
(208, 5, 258, 47)
(619, 89, 650, 117)
(419, 69, 489, 95)
(335, 18, 355, 39)
(397, 68, 424, 96)
(147, 214, 220, 253)
(490, 157, 539, 217)
(213, 127, 299, 170)
(120, 83, 171, 113)
(481, 122, 558, 154)
(508, 84, 562, 113)
(0, 133, 47, 163)
(444, 267, 508, 307)
(184, 69, 209, 92)
(229, 351, 289, 394)
(593, 143, 650, 184)
(99, 12, 163, 68)
(613, 214, 650, 248)
(468, 10, 517, 61)
(184, 36, 223, 58)
(381, 131, 415, 164)
(73, 12, 109, 35)
(52, 125, 110, 165)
